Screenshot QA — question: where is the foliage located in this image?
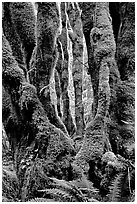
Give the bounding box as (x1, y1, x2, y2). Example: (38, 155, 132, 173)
(108, 167, 135, 202)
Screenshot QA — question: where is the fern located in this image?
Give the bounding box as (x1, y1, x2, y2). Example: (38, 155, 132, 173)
(28, 197, 57, 202)
(109, 173, 124, 202)
(39, 188, 74, 202)
(2, 168, 19, 201)
(35, 176, 88, 201)
(71, 177, 99, 198)
(108, 165, 135, 202)
(50, 177, 88, 201)
(21, 163, 34, 201)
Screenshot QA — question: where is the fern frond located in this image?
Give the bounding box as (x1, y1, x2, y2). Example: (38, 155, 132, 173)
(41, 188, 75, 202)
(49, 177, 87, 201)
(21, 164, 34, 201)
(109, 173, 125, 202)
(36, 177, 87, 202)
(2, 168, 19, 201)
(28, 197, 56, 202)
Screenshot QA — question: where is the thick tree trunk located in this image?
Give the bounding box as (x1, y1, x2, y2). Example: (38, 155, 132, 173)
(117, 2, 135, 81)
(79, 3, 98, 118)
(114, 2, 135, 158)
(2, 33, 75, 200)
(75, 2, 135, 173)
(67, 3, 85, 139)
(74, 2, 114, 172)
(2, 2, 36, 76)
(33, 2, 68, 135)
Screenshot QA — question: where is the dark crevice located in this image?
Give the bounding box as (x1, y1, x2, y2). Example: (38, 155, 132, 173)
(109, 3, 121, 44)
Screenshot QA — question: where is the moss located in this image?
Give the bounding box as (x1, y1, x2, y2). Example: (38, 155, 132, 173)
(2, 35, 27, 150)
(3, 32, 75, 192)
(9, 3, 36, 47)
(67, 3, 85, 137)
(2, 168, 19, 201)
(117, 3, 135, 81)
(2, 86, 21, 153)
(3, 2, 36, 72)
(116, 82, 134, 122)
(39, 87, 69, 136)
(108, 79, 135, 158)
(32, 3, 74, 135)
(2, 126, 19, 202)
(2, 3, 26, 74)
(2, 34, 25, 89)
(74, 2, 114, 171)
(2, 86, 18, 127)
(108, 3, 135, 159)
(57, 2, 76, 136)
(20, 158, 53, 201)
(3, 3, 135, 202)
(14, 82, 75, 184)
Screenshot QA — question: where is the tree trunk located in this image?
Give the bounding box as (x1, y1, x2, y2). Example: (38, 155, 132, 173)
(2, 2, 36, 76)
(67, 3, 85, 139)
(79, 3, 98, 118)
(32, 2, 68, 135)
(54, 69, 62, 118)
(2, 33, 75, 200)
(74, 2, 135, 173)
(114, 2, 135, 158)
(74, 2, 115, 172)
(116, 2, 135, 81)
(82, 37, 93, 125)
(58, 2, 76, 136)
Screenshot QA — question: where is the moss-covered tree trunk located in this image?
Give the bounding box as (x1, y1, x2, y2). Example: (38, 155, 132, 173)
(33, 2, 68, 135)
(74, 2, 135, 175)
(116, 2, 135, 81)
(74, 2, 115, 172)
(57, 2, 76, 136)
(2, 2, 36, 77)
(114, 2, 135, 158)
(2, 32, 75, 201)
(79, 3, 97, 118)
(67, 3, 85, 139)
(2, 2, 76, 196)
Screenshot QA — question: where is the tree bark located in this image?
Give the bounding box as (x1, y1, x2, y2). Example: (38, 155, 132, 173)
(58, 2, 76, 136)
(2, 2, 36, 76)
(116, 3, 135, 81)
(75, 2, 135, 173)
(74, 2, 115, 172)
(2, 33, 75, 200)
(32, 2, 68, 135)
(67, 3, 85, 139)
(114, 2, 135, 158)
(54, 69, 62, 118)
(79, 2, 98, 118)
